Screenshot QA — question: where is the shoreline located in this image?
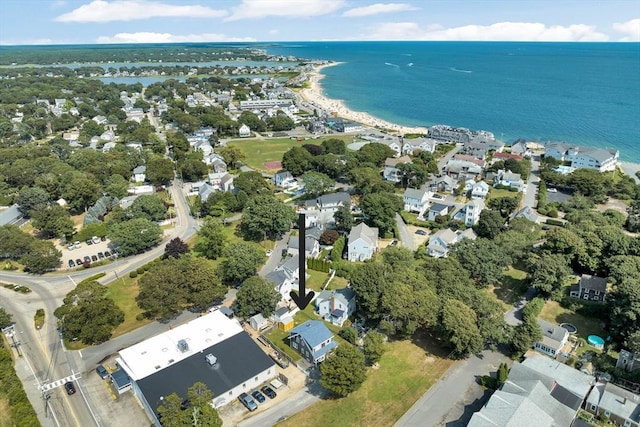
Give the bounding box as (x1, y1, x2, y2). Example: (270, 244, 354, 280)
(300, 62, 429, 135)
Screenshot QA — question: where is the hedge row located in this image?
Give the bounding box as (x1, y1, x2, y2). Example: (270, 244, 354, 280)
(331, 237, 345, 262)
(307, 258, 330, 273)
(0, 345, 39, 426)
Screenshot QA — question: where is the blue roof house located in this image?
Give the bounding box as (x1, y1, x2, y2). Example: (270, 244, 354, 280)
(289, 320, 337, 364)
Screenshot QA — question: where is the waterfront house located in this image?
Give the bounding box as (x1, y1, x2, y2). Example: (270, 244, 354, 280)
(534, 320, 569, 358)
(383, 156, 412, 183)
(569, 274, 607, 302)
(544, 142, 619, 172)
(289, 321, 337, 364)
(403, 188, 431, 213)
(492, 151, 524, 163)
(510, 140, 533, 157)
(133, 165, 146, 183)
(347, 223, 378, 261)
(314, 288, 356, 327)
(427, 203, 450, 221)
(585, 382, 640, 426)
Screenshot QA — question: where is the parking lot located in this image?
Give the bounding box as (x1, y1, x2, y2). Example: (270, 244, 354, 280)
(57, 237, 115, 270)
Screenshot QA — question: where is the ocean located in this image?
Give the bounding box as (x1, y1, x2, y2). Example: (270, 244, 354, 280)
(265, 42, 640, 162)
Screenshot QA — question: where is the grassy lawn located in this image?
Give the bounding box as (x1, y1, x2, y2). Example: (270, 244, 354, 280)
(539, 300, 607, 339)
(106, 275, 153, 337)
(487, 187, 520, 200)
(306, 270, 329, 292)
(488, 267, 528, 311)
(228, 136, 353, 172)
(0, 397, 11, 427)
(277, 338, 455, 427)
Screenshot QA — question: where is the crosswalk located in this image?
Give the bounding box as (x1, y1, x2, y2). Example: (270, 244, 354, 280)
(40, 373, 82, 392)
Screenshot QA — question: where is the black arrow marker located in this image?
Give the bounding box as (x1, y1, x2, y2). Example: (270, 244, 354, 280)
(290, 213, 314, 309)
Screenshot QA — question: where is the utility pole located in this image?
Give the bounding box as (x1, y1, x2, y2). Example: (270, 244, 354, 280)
(8, 329, 21, 356)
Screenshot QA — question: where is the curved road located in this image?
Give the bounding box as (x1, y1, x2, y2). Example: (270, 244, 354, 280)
(0, 178, 198, 427)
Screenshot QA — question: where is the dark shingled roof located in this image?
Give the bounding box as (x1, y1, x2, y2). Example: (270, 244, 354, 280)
(137, 331, 274, 413)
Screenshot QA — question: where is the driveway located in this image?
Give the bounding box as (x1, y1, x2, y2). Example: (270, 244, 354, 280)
(258, 232, 290, 277)
(521, 155, 540, 210)
(395, 213, 414, 250)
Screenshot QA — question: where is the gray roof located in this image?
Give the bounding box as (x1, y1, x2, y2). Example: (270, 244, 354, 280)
(289, 320, 333, 348)
(579, 274, 607, 292)
(429, 203, 450, 214)
(348, 222, 378, 247)
(316, 192, 350, 208)
(403, 187, 428, 200)
(279, 254, 300, 275)
(133, 165, 146, 174)
(429, 228, 458, 246)
(537, 319, 568, 349)
(597, 382, 640, 422)
(305, 227, 323, 241)
(468, 390, 554, 427)
(0, 204, 23, 226)
(136, 331, 274, 415)
(266, 270, 289, 286)
(275, 171, 293, 179)
(316, 288, 355, 308)
(512, 206, 539, 223)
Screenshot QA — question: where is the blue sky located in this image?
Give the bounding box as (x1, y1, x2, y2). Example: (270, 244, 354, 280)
(0, 0, 638, 45)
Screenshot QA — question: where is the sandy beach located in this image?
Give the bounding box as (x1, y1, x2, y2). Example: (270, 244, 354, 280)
(300, 62, 429, 135)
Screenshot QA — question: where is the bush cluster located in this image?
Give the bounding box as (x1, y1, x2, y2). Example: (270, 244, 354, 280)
(0, 346, 39, 426)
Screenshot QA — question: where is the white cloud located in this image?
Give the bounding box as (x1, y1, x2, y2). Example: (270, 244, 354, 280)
(364, 21, 610, 41)
(55, 0, 227, 23)
(96, 32, 255, 43)
(51, 0, 68, 8)
(613, 18, 640, 41)
(0, 38, 55, 46)
(343, 3, 417, 17)
(226, 0, 345, 21)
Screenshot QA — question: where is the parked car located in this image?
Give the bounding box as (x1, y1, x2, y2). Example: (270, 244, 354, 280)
(67, 243, 74, 251)
(75, 258, 83, 266)
(84, 256, 91, 263)
(238, 393, 257, 411)
(91, 255, 98, 262)
(86, 239, 93, 245)
(97, 252, 105, 260)
(100, 236, 107, 242)
(266, 249, 273, 257)
(104, 250, 111, 257)
(415, 229, 427, 236)
(95, 365, 109, 380)
(92, 236, 101, 244)
(261, 386, 277, 399)
(74, 241, 81, 249)
(64, 381, 76, 395)
(68, 259, 76, 268)
(251, 390, 266, 403)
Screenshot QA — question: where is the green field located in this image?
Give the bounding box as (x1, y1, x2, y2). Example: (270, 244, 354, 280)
(277, 337, 455, 427)
(227, 136, 353, 172)
(487, 187, 521, 200)
(539, 300, 607, 341)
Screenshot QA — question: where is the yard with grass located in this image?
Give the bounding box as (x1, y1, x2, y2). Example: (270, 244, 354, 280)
(539, 300, 607, 340)
(488, 267, 528, 311)
(487, 187, 521, 200)
(227, 136, 353, 172)
(277, 337, 455, 427)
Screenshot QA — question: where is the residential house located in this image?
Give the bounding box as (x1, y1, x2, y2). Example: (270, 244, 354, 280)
(426, 228, 477, 258)
(585, 382, 640, 427)
(101, 142, 117, 153)
(133, 165, 146, 183)
(511, 206, 540, 223)
(238, 124, 251, 137)
(194, 140, 214, 157)
(335, 121, 363, 133)
(469, 353, 595, 427)
(198, 183, 217, 202)
(492, 151, 524, 163)
(495, 170, 526, 192)
(444, 155, 485, 180)
(544, 142, 619, 172)
(383, 155, 411, 183)
(347, 223, 378, 261)
(288, 320, 337, 364)
(471, 181, 490, 199)
(463, 199, 485, 227)
(534, 319, 569, 358)
(617, 350, 640, 373)
(92, 115, 108, 125)
(570, 274, 607, 302)
(510, 140, 533, 157)
(301, 192, 351, 229)
(287, 235, 320, 259)
(249, 313, 269, 331)
(403, 187, 431, 213)
(314, 288, 356, 327)
(427, 175, 457, 193)
(427, 203, 450, 221)
(400, 137, 437, 156)
(265, 269, 295, 301)
(126, 142, 143, 152)
(220, 173, 234, 192)
(273, 171, 296, 188)
(211, 157, 227, 173)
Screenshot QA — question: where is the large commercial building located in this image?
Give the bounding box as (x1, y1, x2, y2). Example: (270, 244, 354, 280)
(117, 311, 276, 426)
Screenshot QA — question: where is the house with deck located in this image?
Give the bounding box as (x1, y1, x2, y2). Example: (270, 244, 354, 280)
(544, 142, 619, 172)
(426, 228, 476, 258)
(403, 188, 431, 213)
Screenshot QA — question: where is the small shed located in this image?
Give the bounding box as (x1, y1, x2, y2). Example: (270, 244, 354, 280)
(278, 315, 294, 332)
(219, 306, 234, 319)
(110, 369, 131, 395)
(250, 313, 268, 331)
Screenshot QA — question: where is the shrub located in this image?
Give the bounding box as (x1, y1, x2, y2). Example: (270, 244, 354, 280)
(136, 267, 145, 275)
(545, 218, 565, 227)
(547, 208, 559, 218)
(129, 271, 138, 278)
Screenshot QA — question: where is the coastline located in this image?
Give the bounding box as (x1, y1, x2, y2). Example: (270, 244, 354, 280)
(300, 63, 429, 135)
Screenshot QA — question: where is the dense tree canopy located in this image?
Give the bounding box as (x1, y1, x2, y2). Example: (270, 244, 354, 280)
(361, 192, 403, 237)
(320, 344, 366, 397)
(217, 242, 265, 284)
(195, 217, 227, 259)
(240, 195, 295, 240)
(109, 217, 162, 256)
(235, 276, 280, 318)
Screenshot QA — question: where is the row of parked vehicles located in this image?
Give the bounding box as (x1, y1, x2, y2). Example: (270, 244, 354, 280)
(67, 235, 105, 250)
(68, 250, 115, 268)
(238, 386, 277, 411)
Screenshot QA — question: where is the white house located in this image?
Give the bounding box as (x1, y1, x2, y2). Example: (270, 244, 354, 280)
(347, 223, 378, 261)
(133, 165, 146, 183)
(427, 203, 450, 221)
(495, 170, 526, 192)
(249, 313, 269, 331)
(314, 288, 356, 327)
(403, 188, 431, 213)
(427, 228, 477, 258)
(471, 181, 490, 199)
(266, 255, 301, 300)
(544, 142, 619, 172)
(273, 171, 296, 188)
(301, 192, 351, 229)
(463, 199, 485, 227)
(401, 137, 437, 155)
(383, 155, 411, 183)
(287, 235, 320, 259)
(534, 320, 569, 358)
(238, 124, 251, 137)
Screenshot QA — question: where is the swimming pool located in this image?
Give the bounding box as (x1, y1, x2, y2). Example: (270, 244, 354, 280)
(588, 335, 605, 349)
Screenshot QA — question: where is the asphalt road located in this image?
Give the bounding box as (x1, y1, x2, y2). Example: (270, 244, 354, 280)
(395, 213, 414, 250)
(522, 154, 541, 210)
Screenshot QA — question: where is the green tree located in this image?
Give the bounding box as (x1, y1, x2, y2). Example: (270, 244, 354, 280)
(440, 299, 484, 358)
(127, 194, 167, 222)
(474, 209, 505, 239)
(16, 186, 50, 215)
(301, 171, 335, 197)
(54, 281, 124, 344)
(348, 167, 394, 195)
(361, 192, 403, 237)
(146, 156, 175, 184)
(240, 195, 295, 240)
(186, 382, 222, 427)
(21, 240, 61, 274)
(217, 242, 265, 284)
(497, 363, 509, 385)
(488, 197, 520, 218)
(363, 331, 386, 365)
(0, 307, 12, 328)
(0, 225, 34, 260)
(238, 111, 267, 132)
(30, 204, 75, 239)
(320, 344, 366, 397)
(157, 393, 189, 426)
(321, 138, 346, 154)
(236, 276, 280, 318)
(109, 218, 162, 256)
(195, 217, 227, 259)
(164, 237, 189, 259)
(63, 174, 101, 213)
(333, 204, 353, 234)
(105, 174, 129, 199)
(179, 158, 208, 182)
(381, 271, 439, 336)
(350, 263, 392, 319)
(450, 238, 510, 288)
(281, 147, 313, 176)
(338, 327, 358, 344)
(233, 171, 271, 196)
(511, 315, 542, 356)
(626, 200, 640, 233)
(528, 253, 572, 299)
(218, 146, 246, 169)
(358, 143, 395, 166)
